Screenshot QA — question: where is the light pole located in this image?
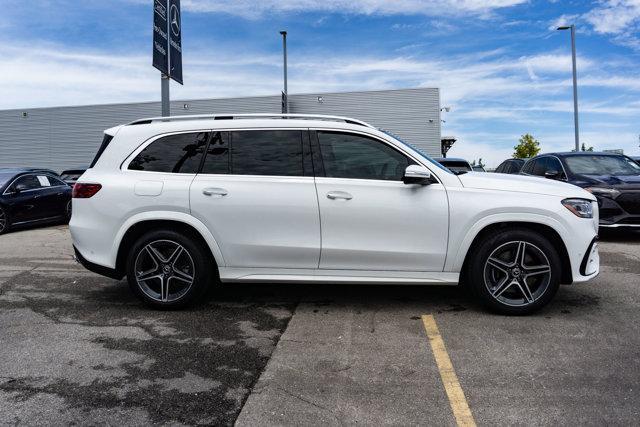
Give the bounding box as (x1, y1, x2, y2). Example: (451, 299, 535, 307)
(557, 25, 580, 151)
(280, 31, 288, 114)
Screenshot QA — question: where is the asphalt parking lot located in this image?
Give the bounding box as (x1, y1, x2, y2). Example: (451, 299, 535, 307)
(1, 225, 639, 425)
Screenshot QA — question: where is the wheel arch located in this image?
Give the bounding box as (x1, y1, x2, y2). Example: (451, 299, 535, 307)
(457, 220, 573, 285)
(113, 215, 225, 277)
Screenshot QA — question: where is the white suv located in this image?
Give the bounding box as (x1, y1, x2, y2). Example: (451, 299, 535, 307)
(70, 114, 599, 314)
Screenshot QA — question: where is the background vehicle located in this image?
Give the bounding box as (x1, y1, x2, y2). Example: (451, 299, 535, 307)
(495, 158, 526, 174)
(472, 165, 486, 172)
(0, 168, 72, 234)
(521, 152, 640, 227)
(71, 114, 599, 315)
(60, 168, 87, 187)
(631, 156, 640, 166)
(433, 157, 473, 174)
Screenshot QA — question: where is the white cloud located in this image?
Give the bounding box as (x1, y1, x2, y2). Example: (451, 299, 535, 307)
(584, 0, 640, 35)
(171, 0, 528, 18)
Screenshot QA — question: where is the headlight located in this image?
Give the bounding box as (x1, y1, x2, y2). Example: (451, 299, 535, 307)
(562, 198, 594, 218)
(585, 187, 620, 198)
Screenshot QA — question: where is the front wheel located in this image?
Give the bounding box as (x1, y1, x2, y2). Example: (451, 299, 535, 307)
(466, 228, 561, 315)
(126, 229, 213, 309)
(0, 206, 9, 235)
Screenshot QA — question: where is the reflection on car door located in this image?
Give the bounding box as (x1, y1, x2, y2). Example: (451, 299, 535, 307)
(189, 130, 321, 269)
(313, 131, 449, 272)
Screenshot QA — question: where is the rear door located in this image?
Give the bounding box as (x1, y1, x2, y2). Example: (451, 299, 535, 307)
(189, 129, 321, 269)
(313, 130, 449, 272)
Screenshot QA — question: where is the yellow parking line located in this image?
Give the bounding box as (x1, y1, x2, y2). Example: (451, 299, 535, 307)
(421, 314, 476, 427)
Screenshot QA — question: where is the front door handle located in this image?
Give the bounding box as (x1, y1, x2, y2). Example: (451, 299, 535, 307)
(202, 187, 228, 197)
(326, 191, 353, 200)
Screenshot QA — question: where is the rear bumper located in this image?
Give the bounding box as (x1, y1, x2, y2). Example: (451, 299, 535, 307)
(73, 246, 123, 280)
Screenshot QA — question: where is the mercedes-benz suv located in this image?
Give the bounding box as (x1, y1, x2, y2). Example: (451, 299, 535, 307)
(70, 114, 599, 314)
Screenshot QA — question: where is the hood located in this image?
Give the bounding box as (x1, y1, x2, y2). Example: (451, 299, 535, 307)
(571, 173, 640, 190)
(457, 172, 595, 200)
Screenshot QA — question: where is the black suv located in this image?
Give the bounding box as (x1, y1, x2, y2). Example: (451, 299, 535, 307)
(495, 158, 525, 174)
(521, 152, 640, 227)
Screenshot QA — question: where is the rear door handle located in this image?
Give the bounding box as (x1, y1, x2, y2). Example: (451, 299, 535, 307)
(327, 191, 353, 200)
(202, 187, 228, 197)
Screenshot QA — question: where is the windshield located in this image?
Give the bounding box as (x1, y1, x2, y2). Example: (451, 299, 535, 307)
(379, 130, 452, 174)
(441, 161, 472, 173)
(565, 155, 640, 176)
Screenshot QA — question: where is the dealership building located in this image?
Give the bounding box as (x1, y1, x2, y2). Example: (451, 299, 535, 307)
(0, 88, 442, 172)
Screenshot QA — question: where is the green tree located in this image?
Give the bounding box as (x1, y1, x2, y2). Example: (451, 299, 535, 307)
(513, 134, 541, 158)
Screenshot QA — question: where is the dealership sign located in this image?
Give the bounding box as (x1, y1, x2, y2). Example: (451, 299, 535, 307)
(153, 0, 183, 84)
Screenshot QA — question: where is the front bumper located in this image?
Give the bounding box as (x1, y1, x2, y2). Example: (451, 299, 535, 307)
(597, 192, 640, 227)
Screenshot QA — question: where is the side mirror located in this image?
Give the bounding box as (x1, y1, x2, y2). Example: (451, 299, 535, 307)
(13, 184, 28, 194)
(403, 165, 432, 185)
(544, 170, 562, 180)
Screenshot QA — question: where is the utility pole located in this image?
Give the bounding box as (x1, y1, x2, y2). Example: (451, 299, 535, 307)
(557, 25, 580, 151)
(161, 74, 170, 117)
(280, 30, 288, 114)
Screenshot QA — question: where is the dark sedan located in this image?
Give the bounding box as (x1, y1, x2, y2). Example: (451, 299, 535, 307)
(0, 168, 72, 235)
(494, 158, 525, 174)
(520, 152, 640, 227)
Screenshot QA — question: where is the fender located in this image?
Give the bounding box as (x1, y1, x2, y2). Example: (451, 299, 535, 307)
(447, 212, 569, 272)
(110, 211, 226, 268)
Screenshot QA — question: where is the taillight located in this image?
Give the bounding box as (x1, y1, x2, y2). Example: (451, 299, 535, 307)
(72, 183, 102, 198)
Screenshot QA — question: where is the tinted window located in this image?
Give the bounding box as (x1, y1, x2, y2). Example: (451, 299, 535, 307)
(511, 160, 524, 173)
(318, 132, 412, 181)
(441, 161, 472, 173)
(201, 132, 229, 174)
(547, 157, 563, 174)
(129, 132, 208, 173)
(13, 175, 42, 191)
(46, 176, 67, 186)
(230, 130, 303, 176)
(521, 160, 534, 174)
(495, 162, 506, 173)
(532, 157, 548, 176)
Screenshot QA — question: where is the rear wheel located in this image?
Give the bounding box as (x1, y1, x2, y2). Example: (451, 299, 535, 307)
(466, 228, 561, 315)
(64, 200, 72, 223)
(0, 206, 8, 235)
(126, 229, 213, 309)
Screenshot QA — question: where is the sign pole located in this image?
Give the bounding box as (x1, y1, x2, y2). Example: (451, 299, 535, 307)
(161, 74, 170, 117)
(280, 31, 288, 114)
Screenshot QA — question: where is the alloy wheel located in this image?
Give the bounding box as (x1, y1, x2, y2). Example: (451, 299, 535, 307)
(134, 239, 195, 303)
(483, 241, 552, 307)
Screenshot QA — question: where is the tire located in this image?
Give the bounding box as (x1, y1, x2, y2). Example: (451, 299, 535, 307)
(466, 228, 561, 315)
(126, 229, 214, 309)
(0, 206, 9, 235)
(64, 200, 72, 223)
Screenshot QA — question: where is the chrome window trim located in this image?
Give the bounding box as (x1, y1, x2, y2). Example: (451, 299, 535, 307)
(2, 174, 68, 196)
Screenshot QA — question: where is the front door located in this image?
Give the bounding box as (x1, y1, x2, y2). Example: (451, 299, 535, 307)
(6, 174, 48, 223)
(313, 131, 449, 272)
(189, 130, 320, 269)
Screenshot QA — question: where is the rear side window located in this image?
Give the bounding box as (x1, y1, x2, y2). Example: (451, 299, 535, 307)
(495, 162, 506, 173)
(230, 130, 303, 176)
(521, 159, 534, 174)
(532, 157, 549, 176)
(201, 132, 229, 174)
(129, 132, 208, 173)
(318, 132, 412, 181)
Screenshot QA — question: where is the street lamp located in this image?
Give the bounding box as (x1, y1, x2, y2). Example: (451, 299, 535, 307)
(557, 24, 580, 152)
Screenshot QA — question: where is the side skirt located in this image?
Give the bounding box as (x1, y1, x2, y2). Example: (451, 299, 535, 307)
(219, 267, 459, 285)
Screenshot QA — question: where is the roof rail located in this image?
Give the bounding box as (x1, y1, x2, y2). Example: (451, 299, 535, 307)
(127, 113, 375, 128)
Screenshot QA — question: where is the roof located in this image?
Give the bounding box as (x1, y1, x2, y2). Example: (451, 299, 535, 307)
(538, 151, 627, 158)
(0, 167, 57, 174)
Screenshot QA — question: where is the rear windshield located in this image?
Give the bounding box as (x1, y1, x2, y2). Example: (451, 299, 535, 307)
(565, 155, 640, 176)
(90, 134, 114, 168)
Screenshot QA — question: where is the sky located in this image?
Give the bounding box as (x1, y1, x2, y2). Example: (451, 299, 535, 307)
(1, 0, 639, 166)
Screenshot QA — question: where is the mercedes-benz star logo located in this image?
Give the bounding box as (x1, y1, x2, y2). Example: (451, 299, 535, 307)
(170, 4, 180, 37)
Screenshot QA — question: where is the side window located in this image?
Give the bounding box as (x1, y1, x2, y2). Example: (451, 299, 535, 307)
(128, 132, 209, 173)
(521, 160, 535, 175)
(547, 157, 563, 174)
(230, 130, 303, 176)
(201, 132, 229, 174)
(13, 175, 42, 191)
(532, 157, 549, 176)
(495, 162, 505, 173)
(46, 176, 66, 186)
(317, 132, 412, 181)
